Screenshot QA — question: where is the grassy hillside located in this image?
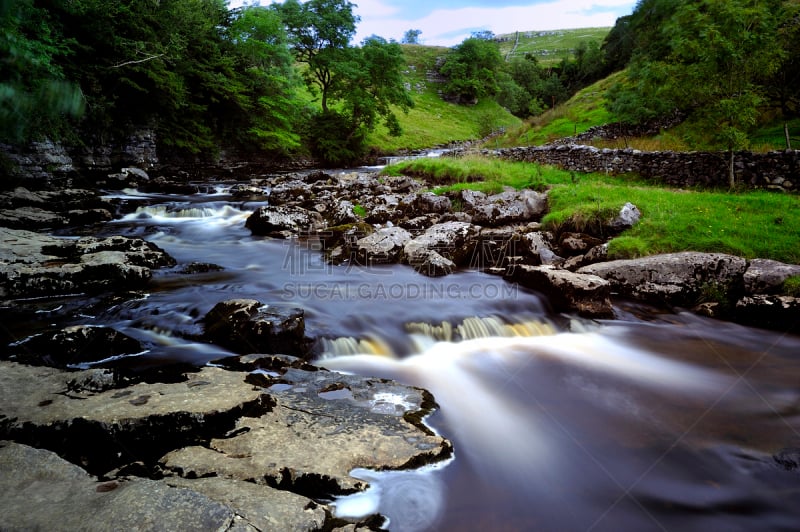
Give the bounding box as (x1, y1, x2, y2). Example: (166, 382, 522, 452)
(496, 27, 610, 63)
(364, 45, 521, 154)
(495, 71, 623, 147)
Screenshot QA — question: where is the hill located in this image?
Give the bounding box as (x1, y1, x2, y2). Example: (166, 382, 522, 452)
(496, 27, 611, 64)
(364, 45, 521, 154)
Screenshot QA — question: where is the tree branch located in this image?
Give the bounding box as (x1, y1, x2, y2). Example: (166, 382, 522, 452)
(112, 53, 165, 68)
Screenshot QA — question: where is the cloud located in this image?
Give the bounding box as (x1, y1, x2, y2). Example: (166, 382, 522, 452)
(354, 0, 635, 46)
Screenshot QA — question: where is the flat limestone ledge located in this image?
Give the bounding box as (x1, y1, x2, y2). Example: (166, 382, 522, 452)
(162, 368, 453, 496)
(0, 441, 327, 532)
(0, 362, 265, 425)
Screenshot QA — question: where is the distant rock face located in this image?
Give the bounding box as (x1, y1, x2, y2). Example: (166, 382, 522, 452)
(202, 299, 311, 357)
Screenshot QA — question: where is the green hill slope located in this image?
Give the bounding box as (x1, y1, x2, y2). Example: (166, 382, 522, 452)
(496, 27, 610, 63)
(364, 45, 521, 154)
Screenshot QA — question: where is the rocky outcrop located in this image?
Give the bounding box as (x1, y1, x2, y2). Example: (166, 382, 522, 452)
(506, 264, 613, 318)
(162, 366, 452, 496)
(202, 299, 311, 357)
(0, 228, 176, 298)
(245, 205, 325, 238)
(404, 221, 480, 277)
(457, 188, 548, 226)
(355, 226, 413, 264)
(0, 353, 450, 529)
(0, 187, 113, 229)
(577, 252, 748, 308)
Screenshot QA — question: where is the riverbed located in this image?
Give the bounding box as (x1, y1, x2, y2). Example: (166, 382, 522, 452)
(8, 176, 800, 531)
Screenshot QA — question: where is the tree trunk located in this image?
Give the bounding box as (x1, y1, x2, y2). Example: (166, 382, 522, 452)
(785, 121, 792, 150)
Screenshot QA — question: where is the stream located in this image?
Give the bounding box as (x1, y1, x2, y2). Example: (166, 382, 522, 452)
(13, 174, 800, 531)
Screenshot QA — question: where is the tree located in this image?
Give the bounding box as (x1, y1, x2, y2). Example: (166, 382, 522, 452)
(401, 29, 422, 44)
(664, 0, 783, 187)
(607, 0, 785, 187)
(275, 0, 358, 112)
(440, 37, 503, 104)
(0, 0, 83, 143)
(227, 6, 301, 153)
(275, 1, 412, 164)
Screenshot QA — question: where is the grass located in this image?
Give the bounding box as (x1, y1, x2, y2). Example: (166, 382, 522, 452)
(382, 155, 800, 264)
(364, 44, 521, 154)
(495, 71, 623, 147)
(496, 27, 611, 64)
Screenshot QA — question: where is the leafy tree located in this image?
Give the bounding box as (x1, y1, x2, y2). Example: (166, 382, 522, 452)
(609, 0, 784, 188)
(227, 6, 301, 153)
(764, 1, 800, 148)
(0, 0, 83, 143)
(402, 29, 422, 44)
(275, 0, 358, 112)
(275, 0, 412, 165)
(440, 37, 503, 104)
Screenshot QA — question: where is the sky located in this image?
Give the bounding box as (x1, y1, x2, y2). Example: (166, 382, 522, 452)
(229, 0, 637, 47)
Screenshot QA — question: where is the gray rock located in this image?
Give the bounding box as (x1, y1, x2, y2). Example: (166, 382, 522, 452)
(166, 476, 328, 531)
(0, 441, 243, 531)
(161, 368, 453, 495)
(410, 249, 457, 277)
(0, 206, 68, 229)
(0, 362, 272, 474)
(355, 226, 413, 264)
(245, 205, 324, 237)
(467, 188, 548, 226)
(330, 200, 360, 225)
(506, 264, 613, 318)
(202, 299, 310, 357)
(743, 259, 800, 295)
(7, 325, 143, 368)
(607, 202, 641, 232)
(404, 221, 479, 276)
(578, 252, 748, 308)
(409, 192, 452, 214)
(734, 295, 800, 334)
(0, 228, 175, 298)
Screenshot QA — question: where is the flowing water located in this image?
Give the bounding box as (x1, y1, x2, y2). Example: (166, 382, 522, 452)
(11, 180, 800, 531)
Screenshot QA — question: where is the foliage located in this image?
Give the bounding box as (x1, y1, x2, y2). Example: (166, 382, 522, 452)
(276, 0, 412, 164)
(440, 37, 503, 103)
(0, 0, 83, 142)
(497, 28, 611, 66)
(402, 29, 422, 45)
(384, 155, 800, 264)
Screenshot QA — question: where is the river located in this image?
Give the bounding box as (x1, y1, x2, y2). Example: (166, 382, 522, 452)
(16, 176, 800, 530)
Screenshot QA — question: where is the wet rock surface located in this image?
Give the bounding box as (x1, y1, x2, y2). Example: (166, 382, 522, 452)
(0, 353, 448, 530)
(0, 228, 176, 299)
(202, 299, 312, 358)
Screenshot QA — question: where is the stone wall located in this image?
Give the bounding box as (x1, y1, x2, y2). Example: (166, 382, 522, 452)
(488, 145, 799, 192)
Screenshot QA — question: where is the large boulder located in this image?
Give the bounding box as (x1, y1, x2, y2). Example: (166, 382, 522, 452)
(355, 226, 413, 264)
(461, 188, 548, 226)
(202, 299, 311, 357)
(743, 259, 800, 295)
(6, 325, 143, 368)
(245, 205, 324, 238)
(404, 221, 479, 276)
(506, 264, 613, 318)
(578, 252, 748, 308)
(0, 362, 272, 475)
(734, 295, 800, 334)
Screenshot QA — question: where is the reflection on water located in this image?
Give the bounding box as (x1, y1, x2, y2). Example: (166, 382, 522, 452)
(34, 184, 794, 530)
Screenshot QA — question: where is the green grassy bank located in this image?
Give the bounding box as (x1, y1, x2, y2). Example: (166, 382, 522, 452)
(383, 156, 800, 265)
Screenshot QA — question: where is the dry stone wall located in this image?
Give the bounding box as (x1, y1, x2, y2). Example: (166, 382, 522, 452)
(490, 145, 799, 191)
